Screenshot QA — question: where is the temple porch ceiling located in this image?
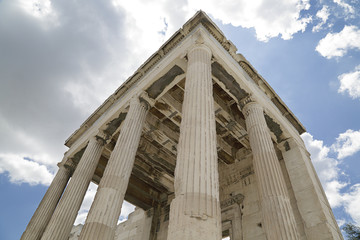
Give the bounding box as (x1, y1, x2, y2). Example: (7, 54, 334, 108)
(84, 65, 264, 210)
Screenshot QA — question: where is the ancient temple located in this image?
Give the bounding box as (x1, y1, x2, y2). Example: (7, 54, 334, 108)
(21, 11, 343, 240)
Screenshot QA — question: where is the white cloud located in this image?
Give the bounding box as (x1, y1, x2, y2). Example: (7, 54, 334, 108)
(323, 180, 348, 208)
(333, 0, 354, 14)
(338, 65, 360, 99)
(337, 218, 346, 228)
(312, 5, 330, 32)
(18, 0, 54, 18)
(118, 201, 136, 223)
(332, 129, 360, 159)
(113, 0, 314, 43)
(74, 182, 98, 225)
(342, 184, 360, 225)
(302, 132, 360, 224)
(316, 25, 360, 59)
(0, 0, 316, 188)
(188, 0, 312, 41)
(111, 0, 188, 65)
(0, 153, 54, 185)
(0, 0, 151, 185)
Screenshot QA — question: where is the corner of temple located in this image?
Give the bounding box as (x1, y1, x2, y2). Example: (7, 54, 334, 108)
(61, 159, 76, 175)
(139, 91, 152, 110)
(95, 130, 110, 146)
(57, 158, 74, 170)
(187, 28, 212, 56)
(195, 28, 205, 44)
(57, 161, 63, 168)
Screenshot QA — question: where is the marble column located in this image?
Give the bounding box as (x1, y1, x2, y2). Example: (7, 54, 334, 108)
(242, 97, 299, 240)
(41, 136, 105, 240)
(280, 138, 343, 240)
(79, 96, 149, 240)
(21, 163, 72, 240)
(167, 43, 221, 240)
(231, 204, 242, 240)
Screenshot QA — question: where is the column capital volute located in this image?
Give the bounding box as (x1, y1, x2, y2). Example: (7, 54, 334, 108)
(57, 161, 70, 169)
(94, 130, 110, 146)
(58, 159, 75, 174)
(187, 28, 212, 56)
(57, 161, 65, 168)
(138, 92, 151, 110)
(187, 43, 212, 57)
(240, 94, 256, 107)
(130, 92, 151, 111)
(240, 94, 262, 117)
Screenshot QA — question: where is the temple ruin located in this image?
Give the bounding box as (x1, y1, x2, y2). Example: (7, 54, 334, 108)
(22, 11, 343, 240)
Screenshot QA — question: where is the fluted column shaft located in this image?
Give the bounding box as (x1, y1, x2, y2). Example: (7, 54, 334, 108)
(21, 164, 71, 240)
(243, 100, 299, 240)
(79, 96, 149, 240)
(167, 44, 221, 240)
(232, 205, 242, 240)
(41, 136, 104, 240)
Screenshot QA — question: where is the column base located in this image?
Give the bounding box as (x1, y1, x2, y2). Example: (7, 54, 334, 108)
(167, 196, 221, 240)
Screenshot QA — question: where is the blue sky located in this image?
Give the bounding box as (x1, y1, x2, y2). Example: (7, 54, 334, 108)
(0, 0, 359, 239)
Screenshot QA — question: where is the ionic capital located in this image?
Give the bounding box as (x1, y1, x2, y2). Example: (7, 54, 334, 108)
(187, 29, 212, 56)
(131, 92, 151, 111)
(188, 43, 212, 57)
(58, 159, 75, 175)
(138, 92, 151, 110)
(95, 131, 109, 146)
(240, 94, 255, 107)
(240, 95, 262, 117)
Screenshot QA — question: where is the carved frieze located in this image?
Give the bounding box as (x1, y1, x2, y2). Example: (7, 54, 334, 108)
(220, 193, 244, 208)
(220, 165, 254, 187)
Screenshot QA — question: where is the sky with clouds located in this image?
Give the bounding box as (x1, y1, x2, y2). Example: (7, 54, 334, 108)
(0, 0, 359, 239)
